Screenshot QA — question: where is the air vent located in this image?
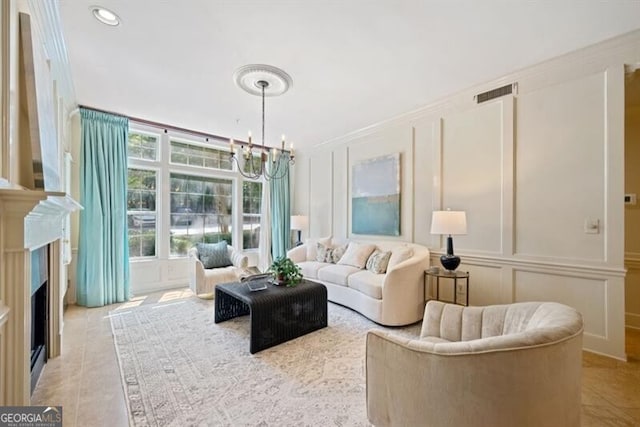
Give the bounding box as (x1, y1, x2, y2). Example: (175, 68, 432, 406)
(475, 84, 514, 104)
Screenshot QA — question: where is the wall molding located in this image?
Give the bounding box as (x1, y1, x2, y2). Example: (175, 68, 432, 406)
(625, 252, 640, 269)
(431, 250, 626, 278)
(626, 312, 640, 329)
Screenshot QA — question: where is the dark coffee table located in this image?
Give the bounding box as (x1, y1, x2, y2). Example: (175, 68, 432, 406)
(214, 279, 328, 354)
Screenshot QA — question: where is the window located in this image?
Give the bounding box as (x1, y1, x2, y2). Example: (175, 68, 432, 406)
(169, 173, 233, 256)
(127, 168, 157, 257)
(170, 140, 232, 170)
(243, 181, 262, 249)
(243, 152, 263, 174)
(128, 132, 158, 161)
(127, 128, 264, 260)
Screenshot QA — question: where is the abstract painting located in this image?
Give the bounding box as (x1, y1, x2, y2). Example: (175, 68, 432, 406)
(352, 153, 400, 235)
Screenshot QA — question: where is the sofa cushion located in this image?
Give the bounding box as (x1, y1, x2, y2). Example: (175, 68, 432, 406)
(196, 241, 232, 269)
(306, 236, 331, 261)
(388, 246, 413, 270)
(348, 270, 384, 299)
(338, 242, 377, 269)
(298, 261, 332, 280)
(318, 264, 361, 286)
(366, 250, 392, 274)
(202, 266, 240, 287)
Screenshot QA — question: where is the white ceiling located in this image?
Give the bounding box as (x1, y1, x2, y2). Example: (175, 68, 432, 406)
(58, 0, 640, 150)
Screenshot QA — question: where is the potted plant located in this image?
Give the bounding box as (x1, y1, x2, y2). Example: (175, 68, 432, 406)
(268, 257, 303, 287)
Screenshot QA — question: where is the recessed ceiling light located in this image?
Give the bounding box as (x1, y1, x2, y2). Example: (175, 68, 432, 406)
(90, 6, 120, 26)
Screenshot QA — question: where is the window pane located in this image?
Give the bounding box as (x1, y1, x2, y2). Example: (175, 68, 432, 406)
(169, 173, 233, 256)
(243, 153, 263, 175)
(242, 181, 262, 249)
(127, 168, 157, 257)
(128, 132, 158, 161)
(170, 140, 232, 170)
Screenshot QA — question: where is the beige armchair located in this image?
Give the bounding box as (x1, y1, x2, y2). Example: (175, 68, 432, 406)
(188, 245, 248, 298)
(366, 300, 584, 427)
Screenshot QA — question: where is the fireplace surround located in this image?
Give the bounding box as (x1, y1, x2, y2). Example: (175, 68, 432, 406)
(0, 187, 80, 405)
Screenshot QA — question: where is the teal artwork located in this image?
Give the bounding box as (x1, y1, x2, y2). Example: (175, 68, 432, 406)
(352, 153, 400, 235)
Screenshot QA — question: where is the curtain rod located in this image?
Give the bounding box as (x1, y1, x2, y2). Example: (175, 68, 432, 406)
(76, 105, 252, 146)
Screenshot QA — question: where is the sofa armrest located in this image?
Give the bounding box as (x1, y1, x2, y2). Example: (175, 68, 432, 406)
(229, 248, 249, 268)
(379, 252, 430, 325)
(188, 247, 206, 292)
(287, 244, 307, 263)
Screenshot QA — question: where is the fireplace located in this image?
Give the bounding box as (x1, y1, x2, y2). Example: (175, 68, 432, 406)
(0, 188, 81, 405)
(30, 246, 49, 393)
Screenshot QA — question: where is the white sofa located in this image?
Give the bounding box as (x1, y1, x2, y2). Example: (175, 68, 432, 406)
(366, 300, 584, 427)
(287, 238, 430, 326)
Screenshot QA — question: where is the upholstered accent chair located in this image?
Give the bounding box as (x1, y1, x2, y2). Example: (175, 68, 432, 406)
(366, 300, 584, 427)
(188, 243, 248, 298)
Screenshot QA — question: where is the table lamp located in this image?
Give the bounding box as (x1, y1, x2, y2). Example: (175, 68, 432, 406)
(430, 210, 467, 271)
(290, 215, 308, 247)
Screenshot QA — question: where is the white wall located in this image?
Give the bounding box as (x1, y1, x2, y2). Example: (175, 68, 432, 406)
(295, 31, 640, 360)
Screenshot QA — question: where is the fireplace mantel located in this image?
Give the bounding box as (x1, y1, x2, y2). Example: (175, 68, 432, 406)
(0, 186, 81, 405)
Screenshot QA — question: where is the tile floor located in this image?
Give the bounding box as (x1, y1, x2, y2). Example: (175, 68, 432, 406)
(32, 289, 640, 427)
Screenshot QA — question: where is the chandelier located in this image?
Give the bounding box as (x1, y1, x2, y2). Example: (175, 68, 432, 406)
(231, 65, 295, 181)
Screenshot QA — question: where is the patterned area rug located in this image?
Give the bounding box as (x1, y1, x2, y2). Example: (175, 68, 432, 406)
(110, 295, 420, 427)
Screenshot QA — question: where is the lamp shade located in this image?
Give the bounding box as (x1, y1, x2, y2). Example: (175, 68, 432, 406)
(430, 211, 467, 235)
(291, 215, 309, 231)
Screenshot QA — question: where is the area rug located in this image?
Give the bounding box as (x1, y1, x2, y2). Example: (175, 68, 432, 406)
(110, 296, 420, 427)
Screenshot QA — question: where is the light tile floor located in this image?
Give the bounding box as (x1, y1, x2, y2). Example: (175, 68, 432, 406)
(32, 289, 640, 427)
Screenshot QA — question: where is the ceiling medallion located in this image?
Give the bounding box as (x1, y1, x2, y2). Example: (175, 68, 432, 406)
(233, 64, 293, 97)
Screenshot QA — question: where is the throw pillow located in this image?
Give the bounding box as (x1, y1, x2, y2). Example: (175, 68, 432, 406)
(316, 242, 332, 263)
(306, 236, 332, 261)
(366, 250, 392, 274)
(331, 244, 347, 264)
(387, 246, 413, 270)
(196, 241, 232, 269)
(337, 242, 377, 269)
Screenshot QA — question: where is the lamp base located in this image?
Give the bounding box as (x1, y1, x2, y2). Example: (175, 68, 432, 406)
(440, 254, 461, 271)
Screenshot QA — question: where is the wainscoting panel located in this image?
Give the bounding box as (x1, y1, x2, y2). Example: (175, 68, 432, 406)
(514, 269, 607, 337)
(515, 72, 606, 262)
(625, 255, 640, 329)
(440, 101, 504, 254)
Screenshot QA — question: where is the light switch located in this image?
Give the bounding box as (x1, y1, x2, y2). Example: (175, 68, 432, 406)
(584, 218, 599, 234)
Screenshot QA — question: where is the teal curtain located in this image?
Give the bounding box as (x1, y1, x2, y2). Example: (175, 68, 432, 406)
(270, 156, 291, 259)
(77, 108, 130, 307)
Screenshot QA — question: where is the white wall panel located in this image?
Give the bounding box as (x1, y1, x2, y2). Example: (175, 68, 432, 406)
(515, 73, 606, 261)
(309, 150, 332, 238)
(413, 118, 438, 246)
(347, 125, 413, 241)
(441, 101, 504, 253)
(514, 270, 606, 337)
(332, 147, 348, 240)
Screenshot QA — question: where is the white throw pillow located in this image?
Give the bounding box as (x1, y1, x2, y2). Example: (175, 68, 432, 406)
(387, 246, 414, 270)
(337, 242, 377, 269)
(306, 236, 331, 261)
